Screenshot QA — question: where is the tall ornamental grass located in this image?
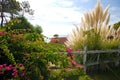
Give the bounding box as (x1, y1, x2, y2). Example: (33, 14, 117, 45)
(65, 0, 120, 50)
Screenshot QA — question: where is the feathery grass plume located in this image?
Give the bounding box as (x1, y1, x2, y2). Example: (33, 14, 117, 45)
(65, 0, 120, 50)
(101, 5, 109, 23)
(105, 14, 110, 25)
(116, 27, 120, 39)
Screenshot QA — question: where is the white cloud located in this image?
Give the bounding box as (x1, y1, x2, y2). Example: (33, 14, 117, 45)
(19, 0, 120, 37)
(16, 0, 120, 37)
(109, 7, 120, 24)
(57, 0, 74, 7)
(18, 0, 83, 37)
(80, 0, 90, 2)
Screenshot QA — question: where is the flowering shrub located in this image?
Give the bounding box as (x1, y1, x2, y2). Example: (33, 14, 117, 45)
(50, 48, 88, 80)
(0, 63, 25, 80)
(0, 29, 69, 80)
(0, 17, 91, 80)
(66, 48, 83, 69)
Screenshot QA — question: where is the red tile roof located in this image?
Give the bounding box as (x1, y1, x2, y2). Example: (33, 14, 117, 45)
(50, 37, 67, 44)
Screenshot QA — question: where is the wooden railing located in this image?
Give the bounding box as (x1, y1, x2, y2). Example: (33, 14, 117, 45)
(61, 45, 120, 72)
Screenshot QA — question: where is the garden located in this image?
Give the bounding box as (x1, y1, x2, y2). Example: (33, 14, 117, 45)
(0, 18, 91, 80)
(0, 0, 120, 80)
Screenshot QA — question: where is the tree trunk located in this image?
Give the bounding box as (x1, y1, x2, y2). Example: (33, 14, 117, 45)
(1, 12, 4, 27)
(10, 13, 14, 19)
(1, 0, 4, 27)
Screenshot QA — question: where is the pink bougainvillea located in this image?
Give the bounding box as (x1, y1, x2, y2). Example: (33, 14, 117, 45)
(66, 48, 83, 69)
(0, 71, 4, 74)
(0, 63, 25, 78)
(0, 31, 3, 36)
(66, 47, 73, 53)
(24, 52, 29, 57)
(11, 34, 16, 37)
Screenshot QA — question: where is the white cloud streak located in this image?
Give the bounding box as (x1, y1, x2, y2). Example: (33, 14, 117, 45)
(109, 6, 120, 24)
(79, 0, 90, 2)
(18, 0, 83, 37)
(16, 0, 120, 37)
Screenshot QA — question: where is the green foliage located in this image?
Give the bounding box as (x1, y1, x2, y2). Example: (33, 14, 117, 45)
(66, 1, 120, 74)
(101, 39, 120, 50)
(6, 17, 34, 31)
(0, 0, 21, 26)
(113, 22, 120, 30)
(0, 15, 90, 80)
(84, 29, 102, 50)
(5, 17, 44, 35)
(89, 68, 120, 80)
(49, 68, 91, 80)
(53, 34, 59, 38)
(34, 25, 43, 34)
(0, 28, 70, 80)
(66, 1, 120, 50)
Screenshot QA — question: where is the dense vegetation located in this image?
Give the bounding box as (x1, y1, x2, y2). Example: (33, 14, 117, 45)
(0, 0, 120, 80)
(65, 0, 120, 78)
(65, 1, 120, 50)
(0, 9, 90, 80)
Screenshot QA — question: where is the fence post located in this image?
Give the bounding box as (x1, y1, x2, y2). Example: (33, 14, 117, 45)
(118, 45, 120, 65)
(115, 45, 120, 66)
(83, 46, 87, 72)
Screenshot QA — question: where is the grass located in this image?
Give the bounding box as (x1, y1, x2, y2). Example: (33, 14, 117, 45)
(49, 65, 120, 80)
(89, 67, 120, 80)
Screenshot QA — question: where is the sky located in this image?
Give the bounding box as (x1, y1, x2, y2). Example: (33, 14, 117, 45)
(17, 0, 120, 38)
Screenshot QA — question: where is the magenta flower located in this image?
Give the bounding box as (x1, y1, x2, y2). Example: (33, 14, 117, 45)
(75, 64, 84, 69)
(19, 63, 23, 67)
(71, 61, 76, 65)
(4, 32, 8, 35)
(66, 48, 73, 53)
(77, 49, 80, 52)
(11, 34, 16, 37)
(68, 54, 73, 60)
(0, 65, 3, 70)
(20, 72, 25, 77)
(5, 66, 12, 71)
(24, 53, 29, 57)
(3, 64, 6, 67)
(0, 31, 3, 36)
(0, 71, 4, 74)
(8, 64, 13, 68)
(12, 72, 17, 78)
(13, 68, 17, 72)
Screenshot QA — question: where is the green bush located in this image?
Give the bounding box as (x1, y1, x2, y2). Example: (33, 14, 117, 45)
(0, 29, 69, 80)
(5, 17, 35, 33)
(0, 17, 91, 80)
(49, 68, 91, 80)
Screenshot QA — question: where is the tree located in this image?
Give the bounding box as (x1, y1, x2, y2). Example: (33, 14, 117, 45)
(114, 22, 120, 30)
(0, 0, 34, 27)
(20, 1, 34, 16)
(53, 34, 59, 38)
(0, 0, 21, 27)
(6, 17, 34, 33)
(34, 25, 43, 34)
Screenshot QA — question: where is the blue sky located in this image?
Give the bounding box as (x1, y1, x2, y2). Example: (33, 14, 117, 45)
(17, 0, 120, 37)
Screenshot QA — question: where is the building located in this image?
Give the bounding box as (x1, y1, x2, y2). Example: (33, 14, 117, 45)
(50, 37, 67, 44)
